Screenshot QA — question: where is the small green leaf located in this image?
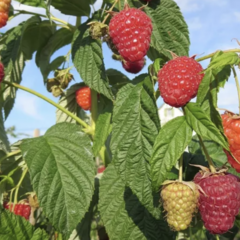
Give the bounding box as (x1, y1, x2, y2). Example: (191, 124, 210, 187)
(0, 208, 48, 240)
(106, 69, 131, 88)
(72, 22, 113, 100)
(51, 0, 90, 17)
(99, 164, 175, 240)
(36, 28, 73, 82)
(208, 52, 240, 70)
(56, 83, 89, 124)
(20, 123, 95, 239)
(14, 0, 46, 8)
(184, 102, 229, 150)
(150, 116, 192, 190)
(93, 104, 112, 156)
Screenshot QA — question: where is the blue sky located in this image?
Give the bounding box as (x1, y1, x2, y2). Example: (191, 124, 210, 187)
(2, 0, 240, 142)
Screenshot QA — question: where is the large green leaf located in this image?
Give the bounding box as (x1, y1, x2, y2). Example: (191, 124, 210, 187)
(0, 25, 25, 119)
(0, 208, 48, 240)
(150, 116, 192, 190)
(56, 83, 89, 124)
(14, 0, 46, 8)
(20, 17, 56, 60)
(99, 164, 175, 240)
(36, 28, 73, 81)
(111, 75, 160, 214)
(184, 103, 229, 150)
(72, 22, 113, 100)
(51, 0, 90, 17)
(20, 123, 95, 239)
(124, 0, 189, 59)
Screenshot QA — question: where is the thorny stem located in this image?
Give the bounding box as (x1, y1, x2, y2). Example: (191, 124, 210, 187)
(196, 48, 240, 62)
(2, 81, 92, 134)
(0, 150, 21, 164)
(198, 135, 216, 173)
(102, 0, 119, 24)
(232, 66, 240, 115)
(178, 154, 183, 182)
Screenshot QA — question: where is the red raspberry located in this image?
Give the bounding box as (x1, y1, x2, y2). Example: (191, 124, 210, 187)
(221, 112, 240, 172)
(0, 12, 8, 28)
(0, 0, 11, 28)
(122, 58, 145, 74)
(158, 56, 204, 108)
(97, 166, 105, 174)
(0, 62, 4, 82)
(109, 6, 152, 62)
(4, 202, 31, 220)
(194, 172, 240, 234)
(75, 86, 91, 111)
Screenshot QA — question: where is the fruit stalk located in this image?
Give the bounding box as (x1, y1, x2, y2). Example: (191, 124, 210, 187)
(232, 66, 240, 115)
(2, 81, 92, 134)
(14, 167, 28, 204)
(102, 0, 119, 24)
(178, 154, 183, 182)
(198, 135, 216, 173)
(90, 90, 98, 135)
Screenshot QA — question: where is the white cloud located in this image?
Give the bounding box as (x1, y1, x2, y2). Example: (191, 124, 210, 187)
(15, 92, 43, 120)
(174, 0, 201, 13)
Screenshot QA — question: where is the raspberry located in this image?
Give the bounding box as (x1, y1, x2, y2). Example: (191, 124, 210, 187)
(4, 202, 31, 220)
(0, 62, 4, 82)
(122, 58, 145, 74)
(97, 166, 105, 174)
(158, 56, 204, 108)
(0, 0, 11, 28)
(161, 182, 199, 231)
(109, 6, 152, 62)
(221, 112, 240, 172)
(194, 172, 240, 234)
(75, 86, 91, 111)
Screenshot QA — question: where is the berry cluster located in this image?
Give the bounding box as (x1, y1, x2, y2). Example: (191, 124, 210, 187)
(158, 56, 204, 108)
(109, 5, 152, 74)
(0, 0, 11, 28)
(4, 202, 31, 220)
(75, 86, 91, 111)
(221, 112, 240, 172)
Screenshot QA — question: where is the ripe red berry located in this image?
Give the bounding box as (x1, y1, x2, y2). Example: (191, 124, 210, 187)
(0, 0, 11, 28)
(221, 112, 240, 172)
(122, 58, 145, 74)
(4, 202, 31, 220)
(194, 172, 240, 234)
(97, 166, 105, 174)
(75, 86, 91, 111)
(109, 6, 152, 62)
(0, 62, 5, 82)
(158, 56, 204, 108)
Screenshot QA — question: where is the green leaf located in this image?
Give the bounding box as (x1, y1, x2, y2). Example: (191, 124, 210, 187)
(36, 28, 73, 81)
(93, 104, 112, 156)
(56, 83, 89, 124)
(111, 75, 160, 214)
(14, 0, 46, 8)
(99, 164, 175, 240)
(106, 69, 131, 87)
(51, 0, 90, 17)
(72, 22, 113, 100)
(0, 25, 25, 119)
(20, 123, 95, 239)
(150, 116, 192, 190)
(20, 17, 56, 60)
(184, 102, 229, 150)
(208, 52, 240, 70)
(128, 0, 189, 59)
(0, 208, 48, 240)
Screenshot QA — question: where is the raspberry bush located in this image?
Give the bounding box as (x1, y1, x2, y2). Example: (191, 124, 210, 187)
(0, 0, 240, 240)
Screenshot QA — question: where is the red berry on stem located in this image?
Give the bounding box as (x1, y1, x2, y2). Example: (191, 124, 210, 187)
(194, 172, 240, 234)
(109, 6, 152, 62)
(158, 56, 204, 108)
(75, 86, 91, 111)
(122, 58, 145, 74)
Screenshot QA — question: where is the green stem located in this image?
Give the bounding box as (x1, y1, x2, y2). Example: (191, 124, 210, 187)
(76, 16, 81, 28)
(216, 235, 220, 240)
(0, 150, 21, 165)
(2, 81, 92, 133)
(90, 90, 98, 136)
(178, 154, 183, 182)
(14, 168, 28, 204)
(196, 48, 240, 62)
(232, 66, 240, 115)
(198, 135, 216, 173)
(102, 0, 119, 24)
